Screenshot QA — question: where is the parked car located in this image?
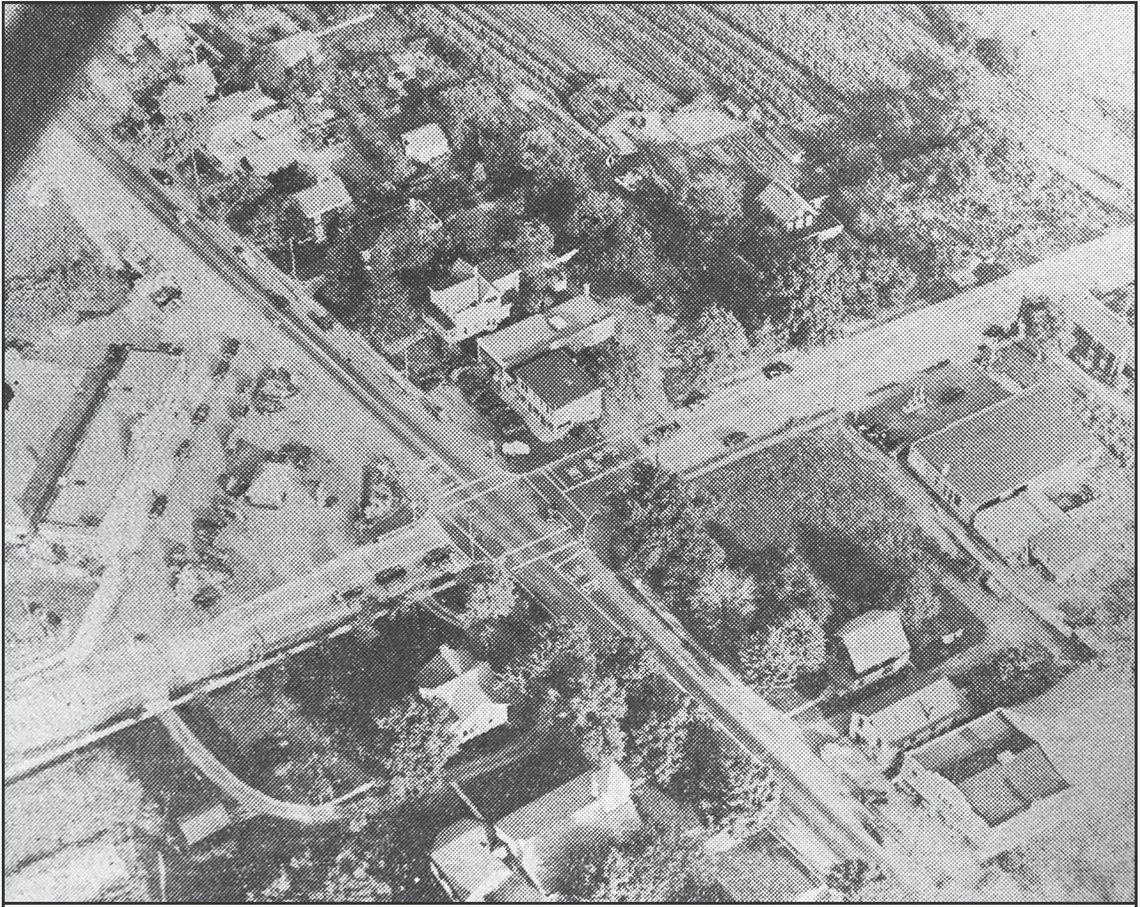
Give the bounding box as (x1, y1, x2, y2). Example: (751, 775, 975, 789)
(190, 403, 210, 425)
(267, 292, 290, 311)
(721, 430, 749, 447)
(150, 167, 175, 186)
(307, 310, 335, 331)
(174, 439, 193, 458)
(762, 361, 793, 379)
(149, 493, 169, 517)
(339, 586, 365, 601)
(234, 245, 255, 267)
(422, 545, 453, 570)
(502, 439, 531, 457)
(374, 565, 408, 588)
(680, 390, 708, 409)
(642, 420, 681, 445)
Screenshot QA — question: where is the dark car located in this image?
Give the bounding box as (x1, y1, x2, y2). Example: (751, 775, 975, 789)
(762, 361, 793, 379)
(722, 430, 749, 447)
(642, 420, 681, 445)
(190, 403, 210, 425)
(308, 310, 335, 331)
(340, 586, 365, 601)
(422, 545, 453, 570)
(149, 493, 169, 517)
(267, 292, 290, 311)
(174, 439, 193, 458)
(150, 167, 175, 186)
(374, 565, 408, 588)
(220, 337, 240, 359)
(680, 390, 708, 408)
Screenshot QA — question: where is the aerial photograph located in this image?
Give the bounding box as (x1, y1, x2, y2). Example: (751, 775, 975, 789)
(2, 2, 1135, 903)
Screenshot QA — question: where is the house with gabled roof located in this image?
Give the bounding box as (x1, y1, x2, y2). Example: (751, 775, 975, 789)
(290, 175, 351, 243)
(432, 761, 641, 900)
(898, 709, 1070, 858)
(836, 609, 911, 688)
(849, 677, 971, 770)
(417, 645, 509, 744)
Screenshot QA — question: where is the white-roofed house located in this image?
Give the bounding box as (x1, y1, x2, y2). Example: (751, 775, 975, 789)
(424, 259, 512, 345)
(289, 175, 351, 242)
(417, 645, 509, 744)
(157, 60, 218, 122)
(244, 461, 297, 510)
(849, 677, 971, 770)
(836, 609, 911, 688)
(401, 122, 450, 165)
(177, 802, 232, 848)
(258, 31, 323, 87)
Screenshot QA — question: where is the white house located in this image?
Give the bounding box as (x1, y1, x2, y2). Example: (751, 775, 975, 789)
(290, 175, 351, 243)
(849, 677, 970, 770)
(157, 60, 218, 122)
(401, 122, 450, 165)
(244, 462, 297, 509)
(836, 609, 910, 687)
(416, 646, 508, 744)
(424, 259, 512, 345)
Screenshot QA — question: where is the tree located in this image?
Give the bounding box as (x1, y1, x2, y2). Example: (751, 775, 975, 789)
(320, 230, 370, 327)
(685, 167, 744, 224)
(594, 829, 726, 902)
(371, 698, 460, 803)
(740, 608, 827, 698)
(685, 567, 757, 661)
(670, 305, 749, 397)
(597, 298, 668, 438)
(568, 672, 627, 764)
(960, 642, 1061, 709)
(826, 859, 879, 898)
(464, 562, 521, 629)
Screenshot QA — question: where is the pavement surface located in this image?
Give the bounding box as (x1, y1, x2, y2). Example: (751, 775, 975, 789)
(9, 95, 1130, 895)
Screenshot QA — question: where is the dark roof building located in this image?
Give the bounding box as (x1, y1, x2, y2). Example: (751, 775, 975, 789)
(908, 379, 1096, 520)
(900, 709, 1069, 857)
(511, 349, 599, 414)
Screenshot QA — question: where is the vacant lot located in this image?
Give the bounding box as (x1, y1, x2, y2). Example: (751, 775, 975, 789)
(693, 423, 932, 610)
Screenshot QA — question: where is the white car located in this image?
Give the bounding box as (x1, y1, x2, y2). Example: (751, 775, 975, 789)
(502, 440, 531, 457)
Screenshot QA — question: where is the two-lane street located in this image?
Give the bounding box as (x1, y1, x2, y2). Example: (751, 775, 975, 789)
(8, 101, 923, 890)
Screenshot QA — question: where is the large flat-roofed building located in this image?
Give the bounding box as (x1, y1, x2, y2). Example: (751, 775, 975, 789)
(41, 348, 179, 532)
(899, 709, 1069, 858)
(477, 292, 614, 374)
(907, 379, 1097, 522)
(510, 348, 602, 439)
(4, 352, 87, 541)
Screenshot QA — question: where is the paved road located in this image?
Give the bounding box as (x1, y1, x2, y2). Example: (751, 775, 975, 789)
(5, 102, 924, 892)
(659, 227, 1133, 474)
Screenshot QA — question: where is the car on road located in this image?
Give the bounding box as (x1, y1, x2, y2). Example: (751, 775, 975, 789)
(721, 430, 749, 447)
(339, 586, 365, 601)
(150, 167, 175, 186)
(422, 545, 453, 570)
(307, 310, 335, 331)
(190, 403, 210, 425)
(266, 292, 290, 311)
(174, 438, 193, 458)
(374, 566, 408, 588)
(762, 360, 793, 379)
(234, 245, 255, 267)
(642, 420, 681, 445)
(502, 439, 531, 457)
(149, 493, 168, 517)
(680, 390, 708, 409)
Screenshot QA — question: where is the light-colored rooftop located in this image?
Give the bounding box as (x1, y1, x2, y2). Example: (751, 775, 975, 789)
(858, 677, 969, 747)
(665, 104, 746, 146)
(291, 175, 351, 220)
(758, 180, 816, 224)
(837, 609, 910, 676)
(401, 122, 450, 163)
(477, 293, 611, 371)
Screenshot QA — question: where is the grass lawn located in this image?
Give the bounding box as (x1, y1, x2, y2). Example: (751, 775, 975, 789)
(692, 423, 933, 613)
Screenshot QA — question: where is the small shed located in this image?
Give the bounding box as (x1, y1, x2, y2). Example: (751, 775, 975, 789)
(177, 802, 232, 848)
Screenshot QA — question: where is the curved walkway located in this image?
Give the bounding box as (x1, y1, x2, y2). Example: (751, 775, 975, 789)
(161, 699, 557, 827)
(160, 709, 340, 825)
